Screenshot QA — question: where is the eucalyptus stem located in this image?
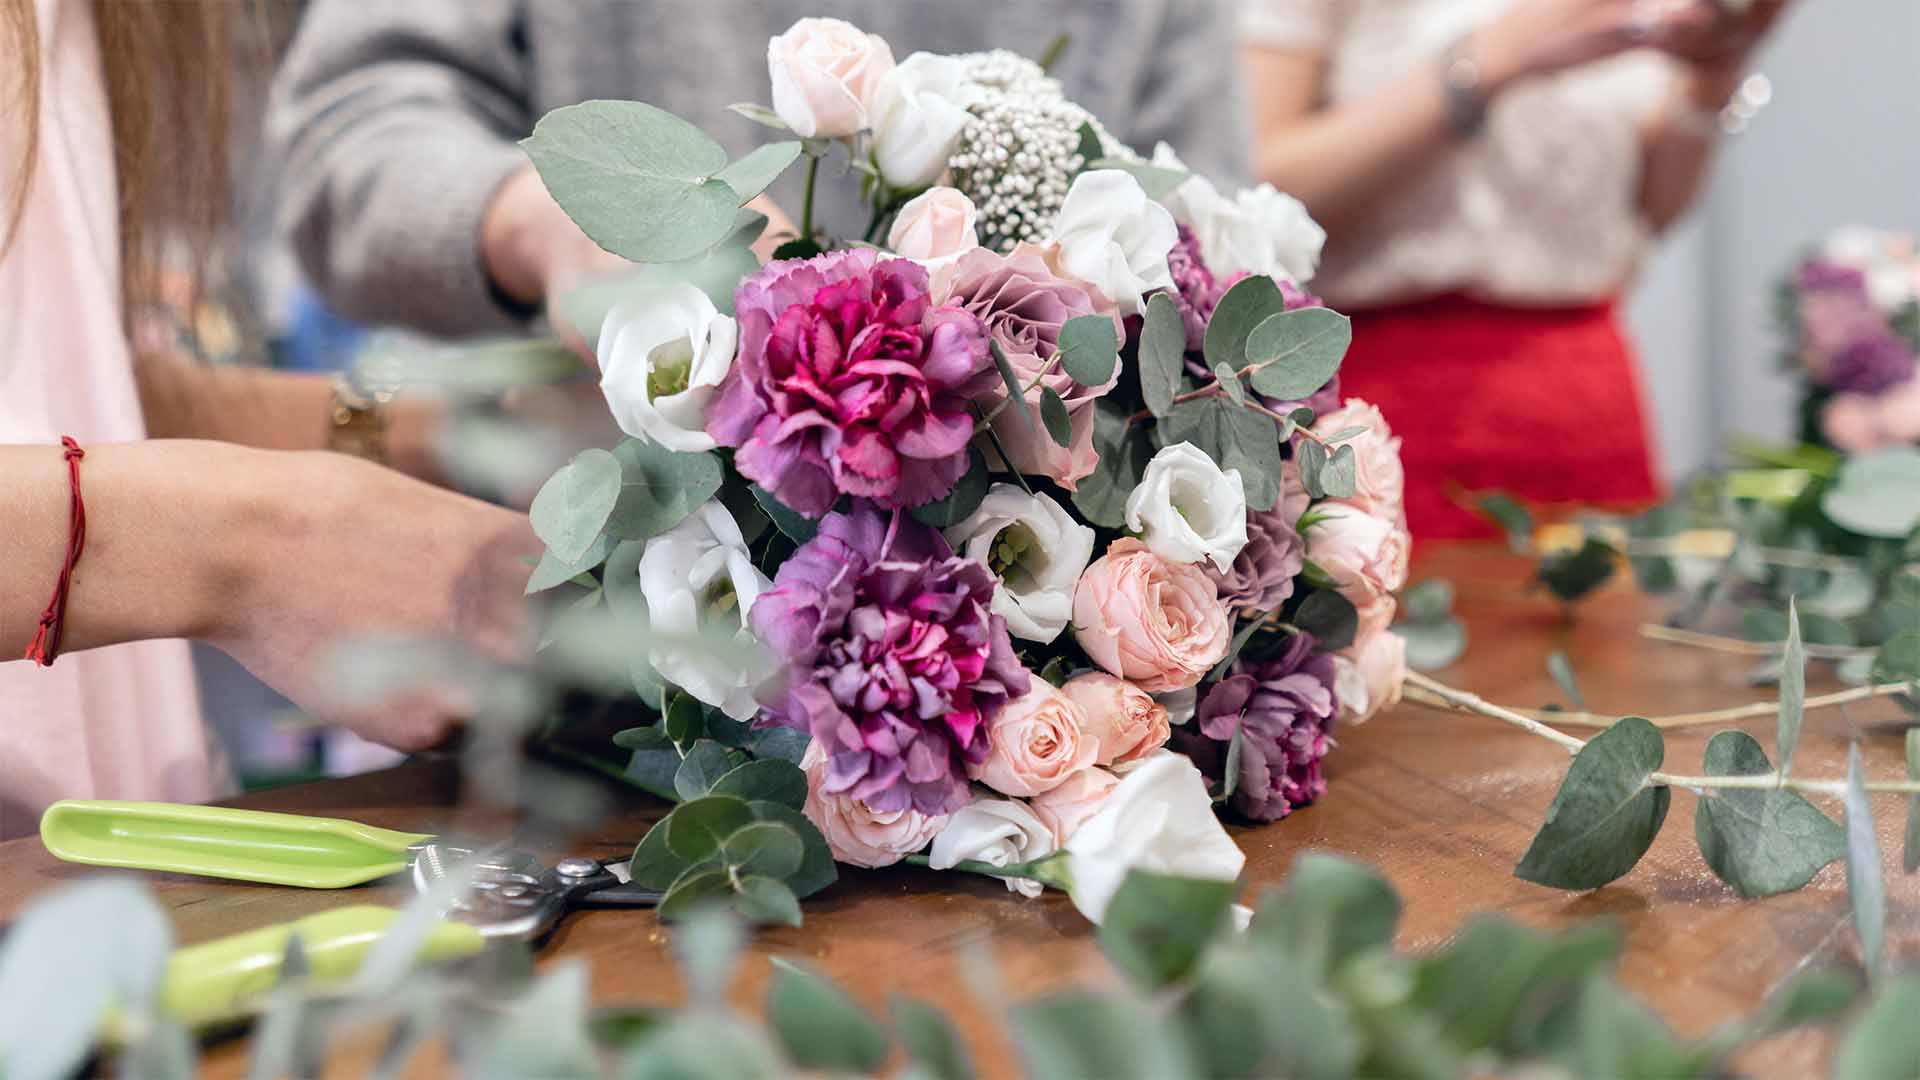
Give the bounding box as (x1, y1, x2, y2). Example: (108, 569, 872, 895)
(1619, 535, 1864, 573)
(1405, 672, 1920, 797)
(1639, 623, 1876, 661)
(901, 853, 1054, 884)
(974, 356, 1063, 431)
(798, 154, 822, 242)
(1512, 681, 1915, 731)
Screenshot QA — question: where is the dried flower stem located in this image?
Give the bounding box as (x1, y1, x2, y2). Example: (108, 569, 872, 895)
(1495, 681, 1914, 731)
(1405, 671, 1920, 796)
(1639, 623, 1875, 660)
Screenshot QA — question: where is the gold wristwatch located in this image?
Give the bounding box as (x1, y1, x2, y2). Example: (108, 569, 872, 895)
(327, 352, 407, 464)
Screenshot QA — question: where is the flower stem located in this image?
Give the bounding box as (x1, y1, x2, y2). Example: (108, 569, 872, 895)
(902, 853, 1055, 884)
(1405, 671, 1920, 796)
(1639, 622, 1875, 661)
(974, 355, 1064, 430)
(1506, 680, 1915, 731)
(799, 154, 822, 242)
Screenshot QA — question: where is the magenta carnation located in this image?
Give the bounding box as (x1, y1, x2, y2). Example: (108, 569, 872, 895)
(749, 508, 1030, 815)
(1174, 631, 1336, 822)
(708, 250, 996, 518)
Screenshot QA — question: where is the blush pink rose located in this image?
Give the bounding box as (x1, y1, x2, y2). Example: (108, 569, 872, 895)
(969, 681, 1097, 797)
(1341, 627, 1407, 723)
(768, 17, 896, 139)
(1059, 672, 1171, 767)
(1306, 505, 1410, 620)
(1313, 398, 1404, 520)
(1030, 766, 1119, 844)
(1880, 380, 1920, 443)
(1820, 393, 1888, 454)
(801, 742, 946, 868)
(1073, 538, 1232, 693)
(889, 187, 980, 263)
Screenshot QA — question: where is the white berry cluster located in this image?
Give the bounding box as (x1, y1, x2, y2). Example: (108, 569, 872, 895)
(945, 51, 1130, 253)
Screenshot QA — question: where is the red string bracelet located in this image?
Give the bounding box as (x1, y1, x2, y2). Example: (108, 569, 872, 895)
(25, 437, 87, 667)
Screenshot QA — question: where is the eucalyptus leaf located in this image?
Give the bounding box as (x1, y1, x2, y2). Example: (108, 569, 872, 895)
(664, 795, 756, 862)
(1479, 492, 1536, 553)
(1822, 447, 1920, 538)
(1073, 123, 1106, 169)
(1536, 538, 1618, 604)
(768, 959, 891, 1072)
(554, 208, 765, 351)
(892, 997, 975, 1080)
(1014, 991, 1201, 1080)
(1212, 361, 1245, 405)
(674, 740, 736, 801)
(1072, 400, 1152, 529)
(664, 693, 705, 750)
(613, 725, 672, 751)
(1320, 444, 1357, 499)
(624, 1013, 785, 1080)
(1396, 619, 1467, 671)
(1779, 598, 1805, 776)
(1561, 975, 1693, 1080)
(1547, 651, 1587, 711)
(1515, 717, 1671, 890)
(521, 101, 742, 263)
(606, 440, 724, 541)
(657, 867, 733, 922)
(989, 339, 1036, 432)
(712, 142, 801, 204)
(728, 102, 790, 131)
(1244, 308, 1351, 400)
(1834, 973, 1920, 1079)
(1159, 395, 1282, 511)
(1906, 729, 1919, 874)
(530, 448, 624, 565)
(1138, 293, 1185, 419)
(1221, 715, 1245, 800)
(1843, 742, 1887, 978)
(1401, 578, 1455, 624)
(1209, 611, 1269, 681)
(1872, 632, 1920, 685)
(1085, 159, 1189, 200)
(749, 801, 837, 899)
(1203, 275, 1288, 374)
(752, 483, 817, 543)
(709, 758, 807, 810)
(475, 962, 599, 1080)
(1250, 853, 1402, 983)
(1058, 314, 1119, 386)
(1298, 438, 1330, 500)
(1410, 917, 1621, 1057)
(733, 876, 803, 927)
(1039, 386, 1074, 448)
(669, 909, 743, 1006)
(1099, 871, 1237, 991)
(720, 822, 805, 880)
(1693, 731, 1844, 897)
(909, 447, 989, 529)
(1293, 589, 1359, 651)
(526, 535, 615, 595)
(1180, 939, 1357, 1080)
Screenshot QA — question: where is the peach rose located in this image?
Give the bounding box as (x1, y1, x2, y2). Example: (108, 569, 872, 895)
(887, 187, 980, 264)
(801, 742, 945, 868)
(1031, 766, 1120, 845)
(1338, 628, 1407, 724)
(1306, 505, 1409, 617)
(969, 682, 1097, 797)
(1313, 398, 1404, 520)
(1821, 393, 1887, 454)
(767, 18, 895, 139)
(1059, 672, 1171, 767)
(1073, 539, 1231, 693)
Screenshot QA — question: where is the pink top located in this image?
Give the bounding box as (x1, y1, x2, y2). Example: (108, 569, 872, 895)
(0, 0, 222, 837)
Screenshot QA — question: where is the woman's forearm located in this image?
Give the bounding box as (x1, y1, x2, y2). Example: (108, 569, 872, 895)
(1638, 66, 1741, 231)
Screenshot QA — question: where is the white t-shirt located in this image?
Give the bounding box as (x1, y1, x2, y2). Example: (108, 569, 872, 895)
(1243, 0, 1678, 308)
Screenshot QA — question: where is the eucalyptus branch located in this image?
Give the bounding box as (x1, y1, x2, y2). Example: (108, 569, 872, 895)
(1123, 382, 1327, 446)
(1639, 623, 1875, 661)
(798, 154, 822, 241)
(1405, 672, 1920, 796)
(974, 354, 1065, 430)
(1619, 536, 1864, 574)
(1509, 681, 1915, 731)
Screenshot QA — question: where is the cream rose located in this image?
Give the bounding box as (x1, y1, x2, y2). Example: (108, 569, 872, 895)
(1046, 169, 1176, 317)
(1058, 673, 1170, 768)
(869, 53, 976, 190)
(944, 485, 1095, 643)
(801, 742, 945, 868)
(969, 682, 1096, 797)
(1073, 539, 1231, 693)
(1031, 766, 1119, 845)
(1306, 505, 1410, 621)
(927, 797, 1056, 898)
(1063, 753, 1245, 924)
(767, 17, 895, 139)
(1313, 399, 1405, 521)
(1124, 441, 1249, 573)
(637, 502, 772, 721)
(1336, 628, 1408, 724)
(888, 187, 981, 268)
(598, 284, 738, 453)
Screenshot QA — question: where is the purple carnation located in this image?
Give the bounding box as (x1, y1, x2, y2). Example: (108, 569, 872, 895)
(708, 250, 996, 518)
(1827, 332, 1917, 396)
(749, 507, 1029, 816)
(1167, 225, 1219, 352)
(1173, 632, 1336, 821)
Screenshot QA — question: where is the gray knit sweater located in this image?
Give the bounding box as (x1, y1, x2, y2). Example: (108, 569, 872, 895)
(266, 0, 1252, 338)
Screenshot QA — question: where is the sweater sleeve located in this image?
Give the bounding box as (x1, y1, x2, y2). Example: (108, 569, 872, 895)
(265, 0, 536, 337)
(1128, 0, 1255, 188)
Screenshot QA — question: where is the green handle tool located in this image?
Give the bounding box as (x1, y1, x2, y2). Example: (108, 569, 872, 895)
(39, 800, 434, 889)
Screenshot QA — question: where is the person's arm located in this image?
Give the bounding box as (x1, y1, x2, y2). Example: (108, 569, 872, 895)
(0, 441, 538, 749)
(1245, 0, 1651, 237)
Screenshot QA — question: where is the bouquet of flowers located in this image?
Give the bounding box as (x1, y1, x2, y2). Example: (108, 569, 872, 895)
(1786, 226, 1920, 454)
(523, 17, 1411, 925)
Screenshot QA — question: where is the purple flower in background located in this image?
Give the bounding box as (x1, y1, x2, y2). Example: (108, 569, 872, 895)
(708, 250, 995, 518)
(1826, 332, 1917, 396)
(1797, 261, 1869, 294)
(1173, 631, 1336, 821)
(750, 508, 1030, 816)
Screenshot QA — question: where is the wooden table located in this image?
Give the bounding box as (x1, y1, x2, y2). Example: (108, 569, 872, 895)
(2, 545, 1913, 1077)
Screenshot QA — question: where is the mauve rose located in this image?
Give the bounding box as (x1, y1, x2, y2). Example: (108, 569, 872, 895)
(1031, 766, 1120, 844)
(1209, 473, 1309, 614)
(1073, 538, 1231, 693)
(1306, 505, 1409, 627)
(1314, 399, 1405, 520)
(1059, 672, 1171, 768)
(970, 681, 1097, 797)
(768, 17, 895, 139)
(801, 742, 946, 868)
(944, 245, 1121, 489)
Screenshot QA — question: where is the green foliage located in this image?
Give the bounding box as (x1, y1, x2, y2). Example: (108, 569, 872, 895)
(1536, 537, 1619, 604)
(475, 962, 600, 1080)
(1693, 731, 1844, 897)
(1137, 292, 1185, 419)
(751, 483, 817, 543)
(1160, 394, 1283, 512)
(1294, 589, 1359, 651)
(909, 447, 990, 528)
(1072, 400, 1152, 528)
(1058, 314, 1119, 386)
(1779, 599, 1806, 775)
(521, 101, 751, 264)
(712, 142, 802, 205)
(1515, 718, 1671, 890)
(1039, 386, 1073, 447)
(1835, 973, 1920, 1079)
(767, 959, 891, 1072)
(1086, 159, 1189, 200)
(988, 339, 1037, 433)
(1014, 992, 1200, 1080)
(891, 996, 975, 1080)
(1212, 361, 1245, 404)
(530, 448, 625, 564)
(1249, 854, 1401, 983)
(1477, 492, 1536, 553)
(1320, 444, 1358, 499)
(1097, 872, 1237, 991)
(1243, 308, 1352, 400)
(606, 439, 725, 541)
(1843, 743, 1887, 978)
(708, 759, 807, 809)
(673, 741, 738, 800)
(554, 208, 766, 351)
(1396, 579, 1468, 670)
(526, 535, 615, 595)
(1546, 651, 1587, 711)
(1204, 276, 1288, 375)
(1822, 446, 1920, 538)
(1873, 632, 1920, 685)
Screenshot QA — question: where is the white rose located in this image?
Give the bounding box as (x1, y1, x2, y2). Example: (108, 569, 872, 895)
(1063, 752, 1245, 924)
(637, 502, 772, 720)
(1124, 442, 1249, 574)
(945, 485, 1095, 643)
(888, 187, 980, 274)
(598, 284, 737, 453)
(1047, 169, 1176, 317)
(1152, 143, 1323, 286)
(928, 797, 1057, 899)
(869, 53, 977, 190)
(767, 17, 896, 139)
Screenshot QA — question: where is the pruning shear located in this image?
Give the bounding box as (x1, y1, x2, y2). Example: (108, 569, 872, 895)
(37, 800, 661, 1028)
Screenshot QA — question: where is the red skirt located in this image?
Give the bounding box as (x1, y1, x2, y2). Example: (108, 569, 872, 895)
(1338, 295, 1663, 540)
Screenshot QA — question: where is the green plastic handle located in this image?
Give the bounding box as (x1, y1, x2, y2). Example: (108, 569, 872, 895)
(39, 800, 434, 888)
(160, 904, 488, 1029)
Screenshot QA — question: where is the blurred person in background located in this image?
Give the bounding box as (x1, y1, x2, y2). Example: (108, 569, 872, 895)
(0, 0, 538, 837)
(265, 0, 1250, 349)
(1242, 0, 1791, 538)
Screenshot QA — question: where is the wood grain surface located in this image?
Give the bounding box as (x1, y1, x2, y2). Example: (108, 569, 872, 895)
(1, 544, 1912, 1078)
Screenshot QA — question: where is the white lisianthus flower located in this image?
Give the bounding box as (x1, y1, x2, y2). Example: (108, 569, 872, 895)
(1151, 142, 1323, 285)
(637, 502, 772, 720)
(869, 52, 978, 190)
(1063, 752, 1245, 924)
(928, 797, 1057, 898)
(945, 485, 1095, 643)
(1124, 442, 1249, 574)
(1046, 169, 1176, 317)
(598, 284, 738, 453)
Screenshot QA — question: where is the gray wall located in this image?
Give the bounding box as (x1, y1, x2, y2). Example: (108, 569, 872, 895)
(1628, 1, 1920, 478)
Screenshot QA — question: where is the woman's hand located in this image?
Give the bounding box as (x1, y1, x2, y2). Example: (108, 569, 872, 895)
(1473, 0, 1652, 94)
